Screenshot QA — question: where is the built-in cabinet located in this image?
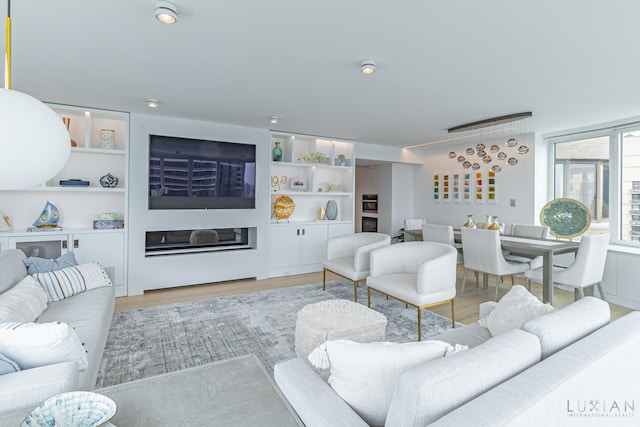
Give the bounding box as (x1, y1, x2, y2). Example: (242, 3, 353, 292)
(269, 132, 355, 276)
(0, 104, 129, 296)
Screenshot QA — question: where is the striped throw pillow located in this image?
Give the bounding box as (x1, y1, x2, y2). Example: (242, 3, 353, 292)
(33, 262, 112, 302)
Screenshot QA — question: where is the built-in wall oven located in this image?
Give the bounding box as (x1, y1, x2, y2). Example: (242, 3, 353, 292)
(361, 194, 378, 232)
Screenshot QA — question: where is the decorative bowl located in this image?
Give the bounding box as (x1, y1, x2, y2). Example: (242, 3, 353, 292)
(22, 391, 117, 427)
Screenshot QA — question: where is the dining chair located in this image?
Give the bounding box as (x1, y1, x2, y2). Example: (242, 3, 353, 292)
(366, 241, 457, 340)
(421, 223, 463, 264)
(323, 232, 391, 302)
(403, 218, 426, 241)
(503, 224, 551, 269)
(460, 228, 530, 301)
(524, 234, 609, 301)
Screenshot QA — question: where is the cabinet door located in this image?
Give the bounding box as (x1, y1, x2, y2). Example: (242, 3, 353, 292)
(9, 235, 70, 258)
(270, 225, 302, 269)
(328, 223, 354, 239)
(300, 223, 328, 266)
(71, 232, 125, 287)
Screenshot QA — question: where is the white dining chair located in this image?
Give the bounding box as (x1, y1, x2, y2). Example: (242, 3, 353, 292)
(421, 223, 463, 264)
(403, 219, 426, 241)
(524, 234, 609, 301)
(460, 228, 530, 301)
(503, 224, 551, 269)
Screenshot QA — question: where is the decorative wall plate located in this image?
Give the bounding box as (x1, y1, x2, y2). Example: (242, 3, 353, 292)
(273, 195, 295, 221)
(540, 198, 591, 239)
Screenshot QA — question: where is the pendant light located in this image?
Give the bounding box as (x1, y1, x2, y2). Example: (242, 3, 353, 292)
(0, 0, 70, 189)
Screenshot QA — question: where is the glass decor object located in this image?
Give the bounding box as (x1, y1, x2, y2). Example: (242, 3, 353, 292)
(476, 143, 485, 151)
(540, 198, 591, 240)
(506, 138, 518, 147)
(490, 144, 500, 153)
(463, 214, 476, 228)
(491, 165, 502, 173)
(480, 215, 493, 229)
(482, 155, 492, 164)
(448, 151, 457, 159)
(472, 163, 480, 170)
(497, 152, 507, 160)
(488, 216, 503, 232)
(325, 200, 338, 220)
(463, 161, 472, 169)
(272, 141, 282, 161)
(508, 157, 518, 166)
(457, 155, 466, 163)
(518, 145, 530, 154)
(466, 147, 475, 155)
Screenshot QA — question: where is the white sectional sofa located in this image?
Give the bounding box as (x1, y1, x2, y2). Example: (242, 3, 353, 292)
(0, 249, 115, 411)
(275, 296, 640, 426)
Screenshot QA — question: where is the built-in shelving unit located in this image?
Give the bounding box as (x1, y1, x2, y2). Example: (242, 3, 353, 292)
(0, 103, 129, 296)
(268, 131, 355, 277)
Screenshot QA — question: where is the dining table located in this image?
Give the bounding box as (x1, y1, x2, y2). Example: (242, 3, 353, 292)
(404, 228, 580, 304)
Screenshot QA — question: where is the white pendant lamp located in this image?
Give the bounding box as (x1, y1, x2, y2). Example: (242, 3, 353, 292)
(0, 0, 70, 189)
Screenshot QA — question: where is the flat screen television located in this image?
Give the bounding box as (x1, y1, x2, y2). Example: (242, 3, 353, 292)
(148, 134, 256, 210)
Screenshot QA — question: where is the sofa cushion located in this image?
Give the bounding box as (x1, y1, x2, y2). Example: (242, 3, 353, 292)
(33, 262, 112, 302)
(521, 296, 610, 359)
(482, 285, 555, 336)
(0, 352, 19, 375)
(0, 250, 27, 294)
(22, 251, 77, 275)
(0, 321, 88, 371)
(0, 275, 48, 323)
(385, 329, 541, 427)
(308, 339, 466, 426)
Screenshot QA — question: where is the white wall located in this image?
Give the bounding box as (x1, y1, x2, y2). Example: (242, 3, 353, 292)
(127, 113, 270, 295)
(412, 133, 539, 230)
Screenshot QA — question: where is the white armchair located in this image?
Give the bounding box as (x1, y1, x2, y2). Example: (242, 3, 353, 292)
(323, 232, 391, 302)
(366, 242, 457, 340)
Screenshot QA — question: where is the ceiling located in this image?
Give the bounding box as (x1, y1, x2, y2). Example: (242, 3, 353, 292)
(4, 1, 640, 149)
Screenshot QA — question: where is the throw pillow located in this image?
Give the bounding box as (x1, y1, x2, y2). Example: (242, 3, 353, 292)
(33, 262, 112, 302)
(23, 251, 78, 275)
(0, 321, 88, 371)
(307, 339, 467, 426)
(482, 285, 555, 336)
(0, 275, 48, 323)
(0, 352, 20, 375)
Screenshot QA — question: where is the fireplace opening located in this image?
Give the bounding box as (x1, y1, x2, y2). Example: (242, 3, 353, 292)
(145, 227, 252, 256)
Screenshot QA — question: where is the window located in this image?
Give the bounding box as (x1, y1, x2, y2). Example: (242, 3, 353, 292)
(554, 136, 609, 232)
(550, 123, 640, 244)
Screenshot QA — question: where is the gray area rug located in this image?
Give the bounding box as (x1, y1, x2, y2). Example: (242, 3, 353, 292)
(96, 281, 459, 388)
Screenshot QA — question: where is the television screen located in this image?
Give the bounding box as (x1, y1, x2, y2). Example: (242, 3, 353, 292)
(148, 134, 256, 210)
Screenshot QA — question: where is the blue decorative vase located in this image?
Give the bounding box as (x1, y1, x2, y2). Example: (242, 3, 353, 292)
(272, 141, 282, 162)
(99, 173, 119, 188)
(325, 200, 338, 220)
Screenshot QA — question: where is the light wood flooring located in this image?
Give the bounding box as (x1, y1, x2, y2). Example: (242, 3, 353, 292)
(115, 266, 633, 325)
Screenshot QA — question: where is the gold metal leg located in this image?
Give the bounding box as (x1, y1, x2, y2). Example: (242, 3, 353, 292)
(451, 299, 455, 328)
(322, 268, 326, 291)
(417, 307, 422, 341)
(353, 281, 358, 302)
(367, 287, 371, 308)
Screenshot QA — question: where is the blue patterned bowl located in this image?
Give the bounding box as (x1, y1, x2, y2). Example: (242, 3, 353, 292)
(22, 391, 117, 427)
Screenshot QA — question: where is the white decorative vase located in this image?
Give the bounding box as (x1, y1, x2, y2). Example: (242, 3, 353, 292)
(325, 200, 338, 220)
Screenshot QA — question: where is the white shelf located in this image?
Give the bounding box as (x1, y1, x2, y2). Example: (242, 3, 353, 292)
(270, 191, 352, 197)
(72, 147, 126, 156)
(17, 186, 125, 193)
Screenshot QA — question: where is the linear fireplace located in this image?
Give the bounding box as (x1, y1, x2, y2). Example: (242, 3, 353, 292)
(145, 227, 253, 256)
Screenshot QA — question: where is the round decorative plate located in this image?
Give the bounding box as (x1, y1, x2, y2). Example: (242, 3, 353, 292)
(273, 195, 295, 220)
(540, 198, 591, 239)
(22, 391, 117, 427)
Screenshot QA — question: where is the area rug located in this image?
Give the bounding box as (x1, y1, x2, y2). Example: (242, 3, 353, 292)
(96, 280, 460, 388)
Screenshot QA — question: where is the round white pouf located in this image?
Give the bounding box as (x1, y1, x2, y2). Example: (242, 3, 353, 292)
(295, 299, 388, 359)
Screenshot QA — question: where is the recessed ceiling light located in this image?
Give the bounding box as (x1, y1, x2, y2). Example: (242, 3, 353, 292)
(269, 116, 279, 124)
(146, 98, 160, 108)
(360, 59, 376, 75)
(155, 1, 178, 24)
